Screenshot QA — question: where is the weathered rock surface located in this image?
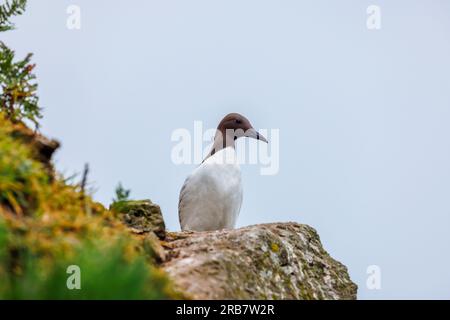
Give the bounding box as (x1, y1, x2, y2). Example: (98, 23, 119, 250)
(161, 223, 357, 300)
(110, 200, 166, 239)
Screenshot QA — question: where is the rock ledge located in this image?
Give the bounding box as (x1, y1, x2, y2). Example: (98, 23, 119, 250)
(160, 222, 357, 300)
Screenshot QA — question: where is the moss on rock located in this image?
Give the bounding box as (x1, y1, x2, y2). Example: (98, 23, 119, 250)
(110, 200, 166, 239)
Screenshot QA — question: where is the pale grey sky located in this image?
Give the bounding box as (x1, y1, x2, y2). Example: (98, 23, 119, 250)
(4, 0, 450, 299)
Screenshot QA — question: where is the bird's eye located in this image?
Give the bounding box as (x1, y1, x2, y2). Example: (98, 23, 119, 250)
(235, 119, 242, 124)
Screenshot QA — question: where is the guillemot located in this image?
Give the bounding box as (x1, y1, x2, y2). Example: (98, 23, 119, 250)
(178, 113, 268, 231)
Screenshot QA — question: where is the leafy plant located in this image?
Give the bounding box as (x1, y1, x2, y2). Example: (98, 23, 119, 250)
(0, 0, 26, 32)
(113, 182, 131, 203)
(0, 0, 42, 127)
(0, 43, 42, 127)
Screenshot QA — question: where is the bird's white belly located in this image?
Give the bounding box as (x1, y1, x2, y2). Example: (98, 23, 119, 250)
(179, 148, 243, 231)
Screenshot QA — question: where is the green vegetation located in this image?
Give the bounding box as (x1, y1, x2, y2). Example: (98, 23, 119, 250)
(0, 113, 180, 300)
(0, 1, 181, 299)
(0, 0, 26, 32)
(0, 116, 48, 214)
(1, 0, 42, 127)
(113, 182, 131, 203)
(0, 218, 172, 299)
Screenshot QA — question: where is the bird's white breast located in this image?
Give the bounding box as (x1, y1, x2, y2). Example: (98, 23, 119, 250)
(179, 147, 243, 231)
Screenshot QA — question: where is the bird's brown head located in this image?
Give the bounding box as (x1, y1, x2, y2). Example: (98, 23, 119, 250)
(212, 113, 268, 151)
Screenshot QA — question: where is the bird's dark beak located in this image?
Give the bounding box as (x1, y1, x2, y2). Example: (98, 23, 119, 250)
(245, 128, 268, 143)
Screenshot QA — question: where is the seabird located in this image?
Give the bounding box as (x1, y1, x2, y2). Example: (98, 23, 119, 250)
(178, 113, 268, 231)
